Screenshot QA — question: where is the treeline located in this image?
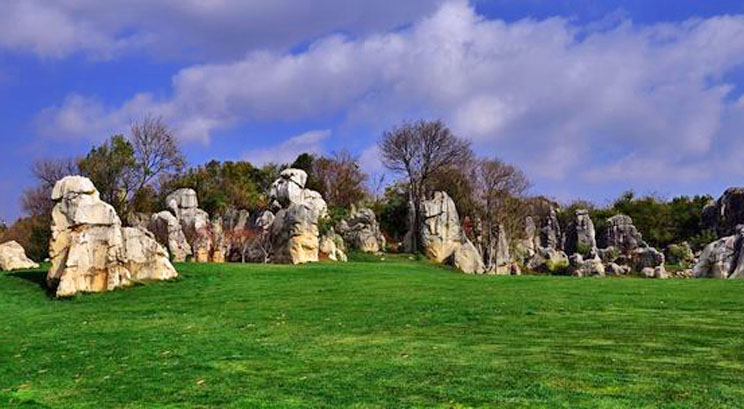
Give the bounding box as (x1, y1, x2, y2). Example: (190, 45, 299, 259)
(0, 116, 722, 262)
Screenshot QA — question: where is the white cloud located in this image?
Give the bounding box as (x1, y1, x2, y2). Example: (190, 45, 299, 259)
(36, 1, 744, 190)
(0, 0, 442, 59)
(243, 130, 331, 166)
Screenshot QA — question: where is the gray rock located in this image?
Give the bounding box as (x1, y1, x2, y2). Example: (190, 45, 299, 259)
(148, 211, 192, 262)
(693, 226, 744, 279)
(339, 206, 386, 253)
(539, 207, 562, 250)
(564, 209, 597, 256)
(603, 214, 645, 254)
(703, 188, 744, 237)
(632, 246, 665, 270)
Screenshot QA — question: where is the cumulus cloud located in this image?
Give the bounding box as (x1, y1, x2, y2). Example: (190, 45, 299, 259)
(0, 0, 442, 59)
(36, 0, 744, 190)
(243, 130, 331, 166)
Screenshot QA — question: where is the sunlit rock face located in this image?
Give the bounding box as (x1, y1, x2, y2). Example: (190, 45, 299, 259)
(419, 191, 486, 275)
(0, 241, 39, 271)
(47, 176, 177, 297)
(267, 169, 329, 265)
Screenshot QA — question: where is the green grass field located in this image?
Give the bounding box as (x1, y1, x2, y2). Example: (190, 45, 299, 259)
(2, 255, 744, 408)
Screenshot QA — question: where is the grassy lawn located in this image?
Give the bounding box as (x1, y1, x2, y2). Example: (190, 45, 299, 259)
(1, 255, 743, 408)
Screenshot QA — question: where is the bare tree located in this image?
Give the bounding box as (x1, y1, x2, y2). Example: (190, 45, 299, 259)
(130, 115, 186, 194)
(379, 120, 472, 252)
(473, 158, 531, 270)
(31, 158, 79, 190)
(313, 151, 369, 209)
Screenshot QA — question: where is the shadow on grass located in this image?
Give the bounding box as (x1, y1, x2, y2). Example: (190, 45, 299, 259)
(9, 269, 55, 296)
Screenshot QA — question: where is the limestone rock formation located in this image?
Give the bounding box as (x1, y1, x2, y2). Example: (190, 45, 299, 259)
(569, 254, 605, 277)
(319, 231, 347, 262)
(564, 209, 597, 256)
(420, 191, 463, 263)
(0, 241, 39, 271)
(693, 226, 744, 279)
(703, 188, 744, 237)
(453, 239, 486, 275)
(338, 206, 386, 253)
(148, 211, 192, 262)
(487, 224, 517, 275)
(47, 176, 177, 297)
(632, 246, 665, 271)
(539, 207, 562, 250)
(603, 215, 645, 254)
(606, 262, 632, 276)
(515, 216, 539, 261)
(165, 188, 222, 263)
(267, 169, 328, 264)
(526, 247, 569, 274)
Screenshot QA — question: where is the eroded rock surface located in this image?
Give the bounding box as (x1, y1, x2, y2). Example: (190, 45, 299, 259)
(267, 169, 329, 264)
(338, 206, 386, 253)
(693, 226, 744, 279)
(0, 241, 39, 271)
(47, 176, 177, 297)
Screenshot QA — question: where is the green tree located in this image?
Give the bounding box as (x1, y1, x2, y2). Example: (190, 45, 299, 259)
(78, 134, 136, 215)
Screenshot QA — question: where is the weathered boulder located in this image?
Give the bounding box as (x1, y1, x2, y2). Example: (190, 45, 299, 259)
(641, 266, 669, 279)
(319, 232, 347, 262)
(526, 247, 569, 274)
(166, 188, 199, 218)
(0, 241, 39, 271)
(47, 176, 177, 297)
(453, 239, 486, 274)
(539, 207, 562, 250)
(515, 216, 539, 261)
(270, 204, 321, 264)
(693, 226, 744, 279)
(606, 262, 632, 276)
(703, 188, 744, 237)
(564, 209, 597, 256)
(148, 211, 192, 262)
(268, 168, 310, 209)
(603, 215, 644, 254)
(338, 206, 386, 253)
(165, 188, 222, 263)
(632, 247, 665, 271)
(486, 224, 518, 275)
(266, 169, 329, 264)
(420, 191, 462, 263)
(598, 246, 620, 263)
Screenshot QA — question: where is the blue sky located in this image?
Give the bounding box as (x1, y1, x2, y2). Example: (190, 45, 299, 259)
(2, 0, 744, 221)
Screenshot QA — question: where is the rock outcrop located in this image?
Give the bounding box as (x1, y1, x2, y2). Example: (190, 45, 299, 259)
(693, 225, 744, 279)
(603, 215, 644, 254)
(539, 207, 562, 250)
(267, 169, 328, 264)
(319, 231, 348, 262)
(0, 241, 39, 271)
(165, 188, 223, 263)
(337, 206, 386, 253)
(47, 176, 177, 297)
(419, 191, 486, 274)
(148, 211, 192, 262)
(564, 209, 597, 256)
(703, 188, 744, 237)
